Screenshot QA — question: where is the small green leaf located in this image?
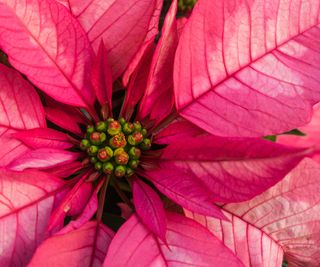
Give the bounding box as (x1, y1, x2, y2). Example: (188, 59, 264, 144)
(283, 129, 306, 136)
(264, 135, 277, 142)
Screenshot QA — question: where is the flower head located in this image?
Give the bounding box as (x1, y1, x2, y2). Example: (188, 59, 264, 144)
(0, 0, 320, 266)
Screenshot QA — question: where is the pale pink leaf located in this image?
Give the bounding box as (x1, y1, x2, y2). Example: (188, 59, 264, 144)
(13, 128, 73, 150)
(65, 0, 159, 79)
(186, 158, 320, 267)
(28, 221, 114, 267)
(0, 0, 95, 108)
(0, 168, 68, 267)
(7, 148, 79, 171)
(0, 64, 45, 167)
(174, 0, 320, 137)
(104, 212, 245, 266)
(138, 0, 178, 126)
(132, 178, 166, 241)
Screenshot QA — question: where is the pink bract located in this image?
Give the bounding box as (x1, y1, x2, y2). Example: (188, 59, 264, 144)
(0, 0, 319, 266)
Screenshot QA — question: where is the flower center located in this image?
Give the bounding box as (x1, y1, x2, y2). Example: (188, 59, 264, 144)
(80, 118, 151, 178)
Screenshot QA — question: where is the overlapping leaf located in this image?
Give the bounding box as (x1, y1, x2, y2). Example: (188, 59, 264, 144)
(104, 213, 245, 266)
(174, 0, 320, 137)
(0, 64, 45, 167)
(186, 158, 320, 267)
(28, 221, 114, 267)
(0, 169, 68, 266)
(0, 0, 95, 108)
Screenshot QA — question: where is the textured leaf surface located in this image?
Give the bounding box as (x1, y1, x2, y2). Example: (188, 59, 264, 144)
(0, 64, 45, 167)
(104, 213, 245, 267)
(186, 158, 320, 267)
(13, 128, 73, 149)
(278, 103, 320, 162)
(146, 135, 305, 205)
(174, 0, 320, 137)
(132, 178, 166, 240)
(0, 0, 95, 107)
(137, 0, 178, 125)
(0, 169, 67, 267)
(63, 0, 159, 79)
(8, 148, 79, 171)
(28, 221, 114, 267)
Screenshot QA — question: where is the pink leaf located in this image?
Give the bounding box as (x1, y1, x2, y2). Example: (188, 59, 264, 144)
(7, 148, 79, 171)
(48, 173, 93, 231)
(91, 41, 113, 111)
(13, 128, 73, 150)
(28, 221, 114, 267)
(0, 168, 68, 266)
(132, 178, 166, 241)
(122, 0, 163, 86)
(186, 158, 320, 267)
(154, 118, 206, 144)
(153, 135, 306, 203)
(65, 0, 160, 79)
(0, 64, 45, 167)
(0, 0, 95, 108)
(104, 212, 245, 266)
(278, 103, 320, 162)
(174, 0, 320, 137)
(45, 107, 83, 136)
(137, 0, 178, 126)
(141, 167, 227, 219)
(120, 39, 155, 120)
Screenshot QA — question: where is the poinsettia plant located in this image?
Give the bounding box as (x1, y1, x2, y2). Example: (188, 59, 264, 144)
(0, 0, 320, 266)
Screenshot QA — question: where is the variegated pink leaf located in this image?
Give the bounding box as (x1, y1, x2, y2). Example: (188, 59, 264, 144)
(0, 0, 95, 108)
(138, 0, 178, 126)
(132, 178, 166, 241)
(13, 128, 73, 150)
(0, 168, 68, 267)
(28, 221, 114, 267)
(186, 158, 320, 267)
(104, 213, 245, 266)
(145, 135, 306, 208)
(62, 0, 160, 80)
(7, 148, 79, 171)
(174, 0, 320, 137)
(0, 64, 45, 167)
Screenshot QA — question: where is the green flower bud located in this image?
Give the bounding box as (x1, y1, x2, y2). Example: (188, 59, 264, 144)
(123, 122, 134, 135)
(94, 162, 102, 171)
(119, 117, 126, 125)
(129, 160, 139, 169)
(109, 133, 127, 148)
(97, 146, 113, 162)
(103, 162, 114, 174)
(107, 120, 122, 135)
(90, 157, 97, 164)
(80, 139, 90, 150)
(126, 167, 134, 177)
(141, 128, 147, 137)
(114, 165, 126, 178)
(115, 150, 129, 165)
(90, 132, 106, 145)
(87, 145, 98, 156)
(140, 138, 151, 150)
(133, 121, 142, 131)
(96, 121, 107, 132)
(128, 147, 141, 160)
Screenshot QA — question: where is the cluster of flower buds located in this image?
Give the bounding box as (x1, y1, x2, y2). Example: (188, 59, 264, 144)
(80, 118, 151, 178)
